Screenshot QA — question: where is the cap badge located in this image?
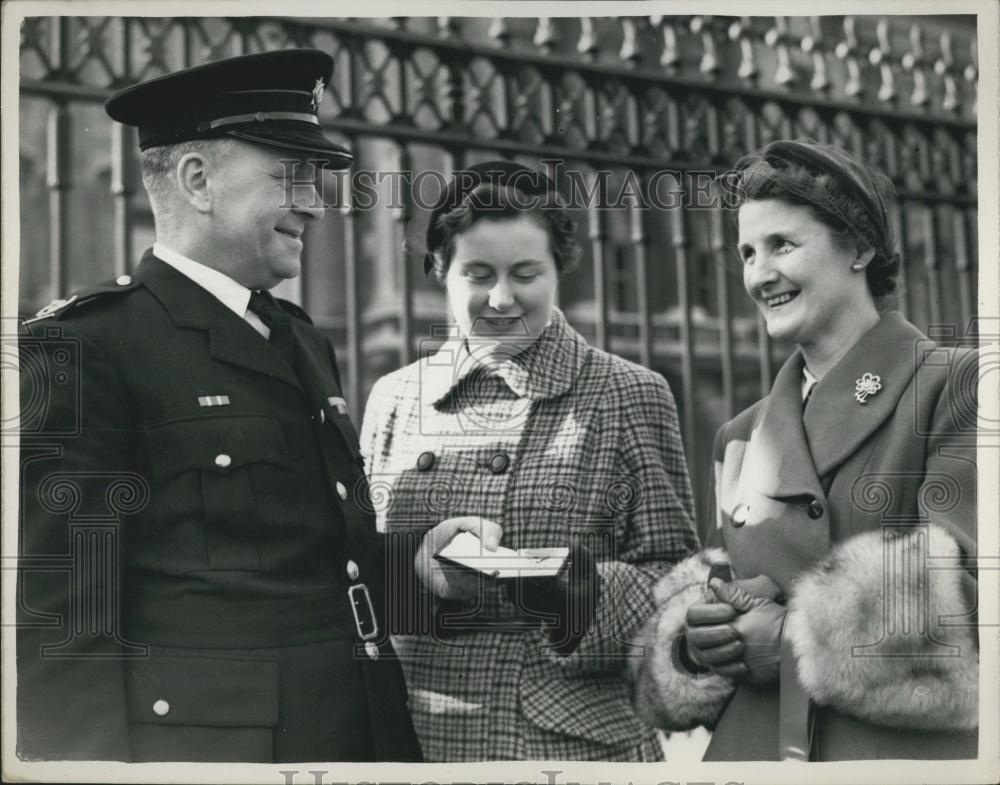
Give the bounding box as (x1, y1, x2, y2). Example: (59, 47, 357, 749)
(311, 78, 325, 111)
(854, 372, 882, 404)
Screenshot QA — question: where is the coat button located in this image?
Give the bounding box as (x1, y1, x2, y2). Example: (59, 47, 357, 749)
(116, 275, 132, 286)
(731, 503, 749, 528)
(807, 498, 824, 520)
(214, 453, 232, 469)
(152, 699, 170, 717)
(346, 559, 360, 581)
(488, 452, 510, 474)
(364, 641, 380, 660)
(336, 481, 348, 501)
(416, 451, 436, 471)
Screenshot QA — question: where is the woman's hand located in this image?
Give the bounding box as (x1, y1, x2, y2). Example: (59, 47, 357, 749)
(681, 574, 786, 682)
(683, 601, 742, 673)
(414, 516, 503, 601)
(705, 577, 787, 684)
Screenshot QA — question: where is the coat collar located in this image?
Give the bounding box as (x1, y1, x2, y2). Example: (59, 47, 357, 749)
(135, 249, 301, 391)
(422, 307, 589, 406)
(803, 311, 927, 476)
(743, 312, 925, 495)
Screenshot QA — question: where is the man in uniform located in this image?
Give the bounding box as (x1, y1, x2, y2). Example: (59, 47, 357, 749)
(17, 49, 421, 763)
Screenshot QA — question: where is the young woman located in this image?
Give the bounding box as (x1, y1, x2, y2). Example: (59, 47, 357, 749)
(632, 140, 979, 761)
(361, 161, 699, 760)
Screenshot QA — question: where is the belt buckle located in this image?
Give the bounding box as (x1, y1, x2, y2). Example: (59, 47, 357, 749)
(348, 583, 379, 641)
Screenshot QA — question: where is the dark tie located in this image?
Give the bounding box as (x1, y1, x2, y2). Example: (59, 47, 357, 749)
(247, 291, 330, 424)
(249, 290, 361, 477)
(247, 290, 296, 370)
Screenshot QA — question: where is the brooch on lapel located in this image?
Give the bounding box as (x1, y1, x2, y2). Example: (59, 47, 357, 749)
(854, 373, 883, 404)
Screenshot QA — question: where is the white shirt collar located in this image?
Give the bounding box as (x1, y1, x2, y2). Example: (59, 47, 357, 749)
(802, 364, 819, 402)
(152, 242, 252, 319)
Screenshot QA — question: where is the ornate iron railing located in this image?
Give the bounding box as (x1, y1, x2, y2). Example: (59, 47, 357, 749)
(19, 14, 979, 517)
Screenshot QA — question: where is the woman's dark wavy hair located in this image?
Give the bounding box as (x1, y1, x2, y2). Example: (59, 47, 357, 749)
(428, 183, 582, 283)
(720, 141, 901, 304)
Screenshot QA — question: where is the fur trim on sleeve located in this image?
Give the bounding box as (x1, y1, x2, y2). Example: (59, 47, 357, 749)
(785, 524, 978, 731)
(630, 549, 736, 731)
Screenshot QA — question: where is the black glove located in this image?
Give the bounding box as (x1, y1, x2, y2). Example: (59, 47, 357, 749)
(505, 543, 601, 656)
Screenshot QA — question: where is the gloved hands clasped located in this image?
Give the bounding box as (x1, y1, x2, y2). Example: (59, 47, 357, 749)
(506, 542, 601, 656)
(680, 569, 787, 684)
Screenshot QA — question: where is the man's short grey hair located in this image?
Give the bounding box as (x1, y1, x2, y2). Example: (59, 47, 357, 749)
(140, 138, 236, 213)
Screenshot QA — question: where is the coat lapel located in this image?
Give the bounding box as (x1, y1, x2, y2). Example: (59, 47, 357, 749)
(136, 251, 302, 391)
(804, 312, 925, 478)
(723, 312, 924, 592)
(726, 352, 830, 591)
(291, 321, 360, 455)
(740, 352, 822, 499)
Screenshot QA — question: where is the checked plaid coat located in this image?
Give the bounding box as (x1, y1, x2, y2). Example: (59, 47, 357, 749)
(360, 308, 699, 761)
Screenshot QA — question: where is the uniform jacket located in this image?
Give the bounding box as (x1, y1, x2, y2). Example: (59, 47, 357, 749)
(631, 312, 979, 760)
(17, 250, 420, 762)
(360, 308, 700, 761)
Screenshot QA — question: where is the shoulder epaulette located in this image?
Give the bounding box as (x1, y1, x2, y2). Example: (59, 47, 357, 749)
(275, 297, 314, 325)
(23, 274, 142, 325)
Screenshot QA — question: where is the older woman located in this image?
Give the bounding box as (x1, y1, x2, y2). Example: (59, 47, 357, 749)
(360, 161, 699, 761)
(632, 140, 979, 761)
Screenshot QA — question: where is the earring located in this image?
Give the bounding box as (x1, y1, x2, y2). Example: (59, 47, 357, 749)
(850, 262, 864, 272)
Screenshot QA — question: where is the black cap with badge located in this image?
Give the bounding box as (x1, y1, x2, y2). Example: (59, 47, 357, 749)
(105, 48, 352, 169)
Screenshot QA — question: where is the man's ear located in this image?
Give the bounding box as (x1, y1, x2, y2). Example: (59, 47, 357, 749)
(175, 152, 212, 213)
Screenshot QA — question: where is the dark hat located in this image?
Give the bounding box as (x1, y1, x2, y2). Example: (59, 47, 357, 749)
(423, 160, 557, 274)
(740, 139, 890, 243)
(105, 49, 352, 168)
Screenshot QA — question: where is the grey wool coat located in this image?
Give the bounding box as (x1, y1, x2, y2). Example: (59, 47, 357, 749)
(631, 312, 979, 761)
(361, 308, 700, 761)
